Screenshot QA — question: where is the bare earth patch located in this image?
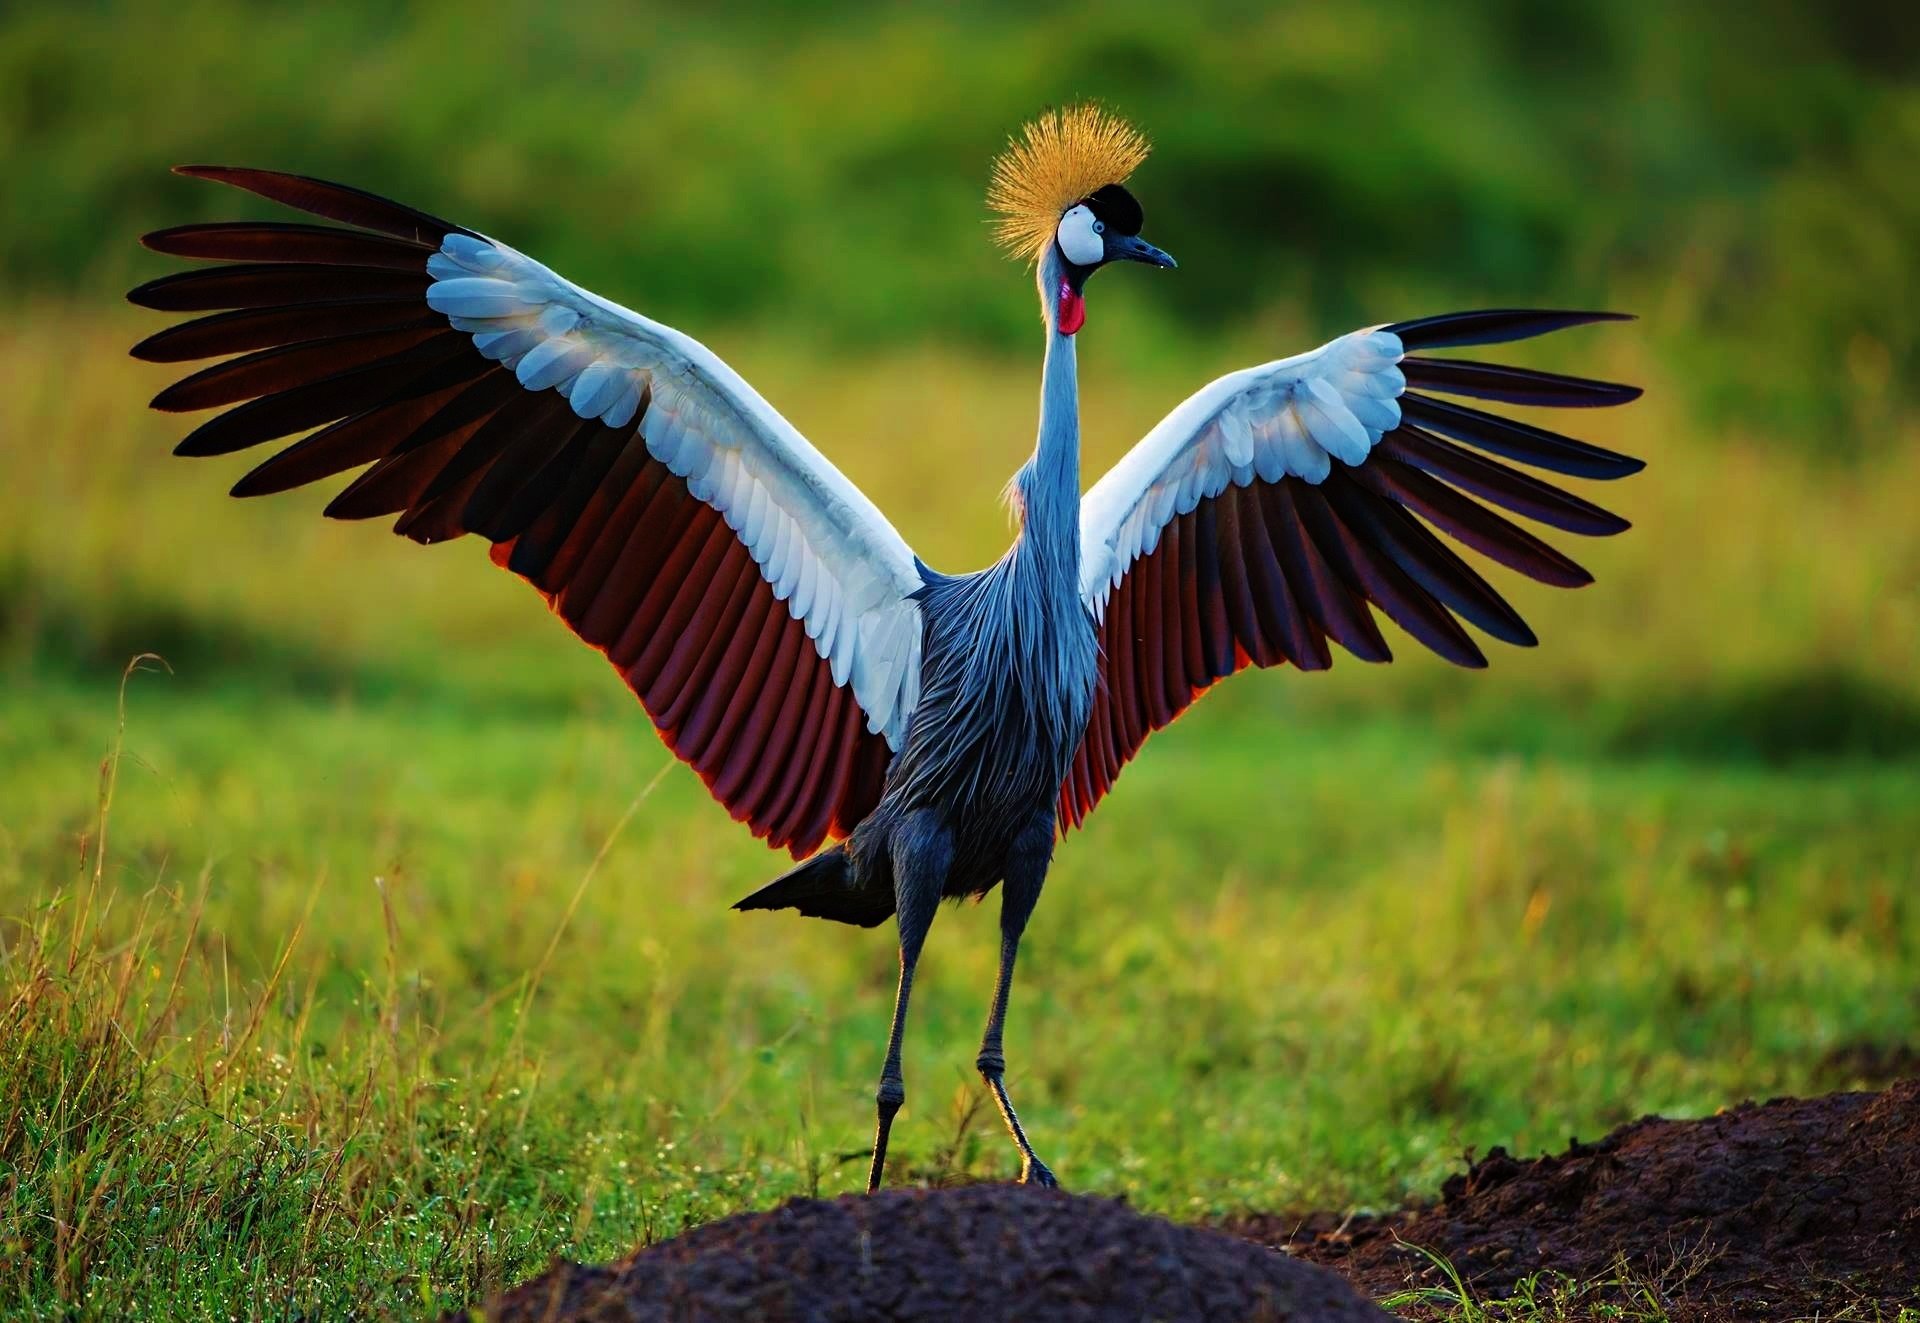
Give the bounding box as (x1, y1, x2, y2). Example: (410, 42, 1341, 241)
(469, 1083, 1918, 1321)
(1238, 1079, 1920, 1319)
(468, 1184, 1386, 1322)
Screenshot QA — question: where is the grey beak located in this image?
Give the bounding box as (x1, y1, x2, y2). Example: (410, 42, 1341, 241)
(1112, 234, 1177, 269)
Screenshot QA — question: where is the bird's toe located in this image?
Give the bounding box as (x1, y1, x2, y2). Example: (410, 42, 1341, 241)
(1021, 1158, 1060, 1189)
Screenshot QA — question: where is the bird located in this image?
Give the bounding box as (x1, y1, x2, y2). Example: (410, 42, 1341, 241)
(128, 105, 1641, 1193)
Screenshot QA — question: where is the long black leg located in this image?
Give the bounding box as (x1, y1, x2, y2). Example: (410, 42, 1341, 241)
(867, 811, 949, 1194)
(976, 813, 1057, 1187)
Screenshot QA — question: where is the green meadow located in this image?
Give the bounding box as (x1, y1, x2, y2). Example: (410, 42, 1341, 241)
(3, 3, 1917, 1318)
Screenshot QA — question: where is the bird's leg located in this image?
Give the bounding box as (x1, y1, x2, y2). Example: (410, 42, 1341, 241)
(977, 815, 1057, 1188)
(866, 925, 927, 1194)
(867, 813, 949, 1194)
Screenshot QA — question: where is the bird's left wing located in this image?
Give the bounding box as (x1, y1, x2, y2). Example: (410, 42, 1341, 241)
(1066, 310, 1642, 828)
(131, 167, 926, 857)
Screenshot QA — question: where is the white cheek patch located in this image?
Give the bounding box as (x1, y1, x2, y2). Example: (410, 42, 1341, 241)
(1055, 205, 1103, 267)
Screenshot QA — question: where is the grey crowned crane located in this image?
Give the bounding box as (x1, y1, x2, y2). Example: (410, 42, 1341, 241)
(129, 106, 1641, 1192)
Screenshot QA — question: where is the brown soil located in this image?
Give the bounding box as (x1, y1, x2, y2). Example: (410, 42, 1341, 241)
(471, 1184, 1386, 1322)
(1237, 1080, 1920, 1320)
(470, 1082, 1919, 1322)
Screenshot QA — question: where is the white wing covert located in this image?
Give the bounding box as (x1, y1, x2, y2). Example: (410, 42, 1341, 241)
(1080, 328, 1409, 612)
(423, 235, 923, 737)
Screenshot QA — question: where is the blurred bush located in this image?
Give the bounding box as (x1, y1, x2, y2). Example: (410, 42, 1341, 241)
(2, 0, 1913, 440)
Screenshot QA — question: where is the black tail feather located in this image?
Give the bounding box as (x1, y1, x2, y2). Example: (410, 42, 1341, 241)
(732, 844, 893, 928)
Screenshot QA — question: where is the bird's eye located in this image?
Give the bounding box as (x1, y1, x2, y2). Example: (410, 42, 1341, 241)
(1092, 221, 1105, 235)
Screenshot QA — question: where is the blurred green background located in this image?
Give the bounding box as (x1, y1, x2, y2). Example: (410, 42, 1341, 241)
(2, 2, 1917, 1318)
(4, 1, 1915, 431)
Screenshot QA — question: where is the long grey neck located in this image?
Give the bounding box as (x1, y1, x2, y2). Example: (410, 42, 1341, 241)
(1010, 247, 1081, 590)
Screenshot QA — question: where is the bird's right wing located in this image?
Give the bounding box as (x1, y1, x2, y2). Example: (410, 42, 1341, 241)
(1066, 310, 1642, 828)
(131, 167, 925, 857)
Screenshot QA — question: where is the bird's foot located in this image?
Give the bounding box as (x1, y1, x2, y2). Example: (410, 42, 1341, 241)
(1019, 1155, 1059, 1189)
(868, 1078, 905, 1194)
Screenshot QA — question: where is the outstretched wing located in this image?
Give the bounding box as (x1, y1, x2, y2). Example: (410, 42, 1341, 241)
(1066, 310, 1641, 828)
(131, 167, 925, 857)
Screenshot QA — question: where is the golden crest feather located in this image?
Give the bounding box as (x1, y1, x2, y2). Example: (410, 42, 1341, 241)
(988, 105, 1150, 262)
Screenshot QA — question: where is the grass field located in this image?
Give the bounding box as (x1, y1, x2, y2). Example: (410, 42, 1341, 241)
(3, 300, 1918, 1318)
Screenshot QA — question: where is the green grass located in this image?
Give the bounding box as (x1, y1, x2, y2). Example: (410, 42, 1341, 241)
(7, 665, 1917, 1318)
(1383, 1245, 1920, 1322)
(3, 300, 1919, 1318)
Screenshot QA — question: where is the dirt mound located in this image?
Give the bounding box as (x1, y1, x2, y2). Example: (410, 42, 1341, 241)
(471, 1083, 1919, 1321)
(473, 1184, 1385, 1322)
(1236, 1080, 1920, 1320)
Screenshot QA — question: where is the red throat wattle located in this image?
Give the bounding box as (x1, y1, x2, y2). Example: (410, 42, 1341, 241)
(1057, 279, 1085, 336)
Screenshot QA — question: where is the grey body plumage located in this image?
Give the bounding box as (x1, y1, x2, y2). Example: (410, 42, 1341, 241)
(737, 246, 1124, 1188)
(777, 250, 1098, 916)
